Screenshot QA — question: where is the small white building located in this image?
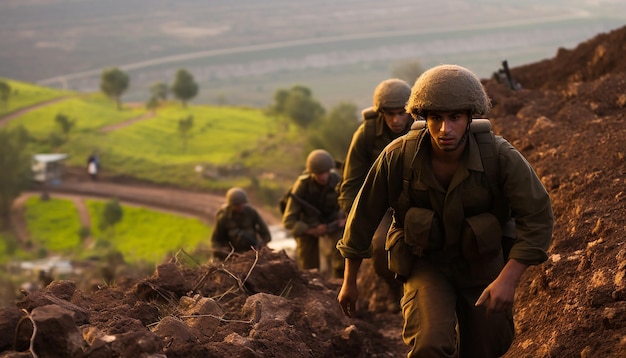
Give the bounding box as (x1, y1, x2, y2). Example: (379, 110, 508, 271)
(32, 153, 68, 183)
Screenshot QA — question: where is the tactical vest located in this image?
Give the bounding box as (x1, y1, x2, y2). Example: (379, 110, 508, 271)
(361, 106, 410, 164)
(395, 119, 512, 232)
(387, 119, 515, 281)
(292, 171, 341, 223)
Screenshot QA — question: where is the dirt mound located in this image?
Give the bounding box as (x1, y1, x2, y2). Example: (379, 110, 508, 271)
(0, 249, 406, 357)
(2, 24, 626, 358)
(484, 25, 626, 358)
(510, 25, 626, 91)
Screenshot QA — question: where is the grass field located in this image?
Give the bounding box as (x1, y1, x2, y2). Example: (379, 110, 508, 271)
(86, 199, 211, 265)
(18, 196, 212, 266)
(2, 81, 304, 191)
(5, 92, 144, 138)
(23, 196, 82, 253)
(0, 78, 71, 117)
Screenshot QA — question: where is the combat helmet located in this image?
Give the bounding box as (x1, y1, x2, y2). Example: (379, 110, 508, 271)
(306, 149, 335, 174)
(372, 78, 412, 112)
(406, 64, 491, 119)
(226, 187, 248, 205)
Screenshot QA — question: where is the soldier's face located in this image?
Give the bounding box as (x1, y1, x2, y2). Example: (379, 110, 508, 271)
(231, 203, 245, 212)
(382, 107, 411, 134)
(312, 171, 330, 186)
(426, 110, 470, 152)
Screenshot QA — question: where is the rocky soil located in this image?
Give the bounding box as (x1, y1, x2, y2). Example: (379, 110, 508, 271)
(1, 25, 626, 358)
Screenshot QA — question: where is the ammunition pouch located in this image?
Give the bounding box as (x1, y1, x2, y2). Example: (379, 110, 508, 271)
(461, 212, 505, 283)
(386, 207, 441, 282)
(385, 225, 413, 282)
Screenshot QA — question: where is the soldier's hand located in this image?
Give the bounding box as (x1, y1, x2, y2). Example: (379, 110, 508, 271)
(337, 281, 358, 318)
(476, 259, 527, 316)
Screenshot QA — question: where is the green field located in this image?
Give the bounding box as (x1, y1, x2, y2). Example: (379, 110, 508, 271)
(0, 78, 71, 117)
(2, 81, 304, 191)
(5, 92, 144, 138)
(18, 196, 212, 266)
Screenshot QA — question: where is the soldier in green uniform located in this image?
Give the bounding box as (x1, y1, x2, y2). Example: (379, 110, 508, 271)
(337, 78, 413, 305)
(337, 64, 554, 357)
(211, 187, 271, 260)
(283, 149, 345, 278)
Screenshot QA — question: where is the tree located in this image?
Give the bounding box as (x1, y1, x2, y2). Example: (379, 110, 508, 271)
(146, 95, 159, 114)
(0, 126, 32, 229)
(47, 132, 65, 150)
(150, 82, 169, 102)
(307, 102, 360, 161)
(99, 199, 123, 236)
(100, 67, 130, 110)
(171, 69, 198, 107)
(54, 113, 75, 141)
(390, 59, 424, 85)
(178, 115, 194, 152)
(270, 85, 325, 128)
(0, 81, 10, 109)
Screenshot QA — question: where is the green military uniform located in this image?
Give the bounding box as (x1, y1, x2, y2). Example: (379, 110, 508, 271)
(283, 171, 343, 275)
(211, 204, 271, 258)
(337, 130, 553, 357)
(337, 110, 411, 214)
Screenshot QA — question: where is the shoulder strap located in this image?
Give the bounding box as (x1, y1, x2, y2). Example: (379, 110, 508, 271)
(394, 128, 427, 224)
(471, 120, 510, 225)
(409, 119, 509, 224)
(361, 106, 378, 158)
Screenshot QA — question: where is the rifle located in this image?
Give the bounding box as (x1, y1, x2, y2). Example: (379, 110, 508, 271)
(236, 229, 260, 249)
(290, 193, 322, 217)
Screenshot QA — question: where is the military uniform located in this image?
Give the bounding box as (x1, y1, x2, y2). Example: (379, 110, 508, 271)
(337, 112, 411, 213)
(211, 204, 271, 258)
(283, 171, 343, 275)
(338, 78, 412, 301)
(337, 131, 553, 357)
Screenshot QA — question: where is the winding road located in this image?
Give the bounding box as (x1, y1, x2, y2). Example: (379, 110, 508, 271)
(10, 172, 289, 255)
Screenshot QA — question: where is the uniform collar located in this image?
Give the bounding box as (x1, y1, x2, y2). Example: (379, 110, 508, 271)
(412, 131, 484, 191)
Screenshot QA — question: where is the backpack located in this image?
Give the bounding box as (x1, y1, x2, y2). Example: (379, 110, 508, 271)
(361, 106, 378, 162)
(279, 189, 292, 214)
(279, 172, 341, 215)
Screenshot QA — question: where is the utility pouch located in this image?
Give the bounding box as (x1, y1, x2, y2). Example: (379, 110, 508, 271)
(461, 212, 504, 283)
(404, 207, 437, 255)
(385, 225, 414, 282)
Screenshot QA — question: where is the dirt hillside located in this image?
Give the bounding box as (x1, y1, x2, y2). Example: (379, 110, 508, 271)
(1, 25, 626, 357)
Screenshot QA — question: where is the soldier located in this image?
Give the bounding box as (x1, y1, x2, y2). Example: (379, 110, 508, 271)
(337, 78, 412, 304)
(337, 64, 554, 357)
(211, 187, 271, 260)
(282, 149, 345, 278)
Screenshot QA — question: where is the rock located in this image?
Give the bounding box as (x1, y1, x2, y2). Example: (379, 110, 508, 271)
(29, 304, 88, 357)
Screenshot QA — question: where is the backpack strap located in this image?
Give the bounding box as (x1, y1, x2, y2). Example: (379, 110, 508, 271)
(407, 119, 510, 225)
(394, 127, 427, 225)
(471, 119, 511, 226)
(361, 106, 378, 160)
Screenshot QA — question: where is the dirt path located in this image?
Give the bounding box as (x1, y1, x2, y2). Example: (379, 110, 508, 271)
(99, 111, 155, 133)
(0, 96, 69, 127)
(11, 175, 282, 245)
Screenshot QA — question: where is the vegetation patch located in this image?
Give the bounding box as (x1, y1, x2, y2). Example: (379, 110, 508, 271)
(23, 196, 82, 253)
(86, 199, 211, 265)
(0, 78, 70, 117)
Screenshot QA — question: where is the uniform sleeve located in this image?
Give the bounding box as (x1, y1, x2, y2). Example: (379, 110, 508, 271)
(338, 124, 370, 214)
(337, 142, 404, 259)
(210, 208, 229, 249)
(253, 209, 272, 243)
(498, 139, 554, 265)
(282, 178, 310, 237)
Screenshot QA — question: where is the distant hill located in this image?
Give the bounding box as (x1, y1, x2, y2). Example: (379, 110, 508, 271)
(1, 0, 625, 109)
